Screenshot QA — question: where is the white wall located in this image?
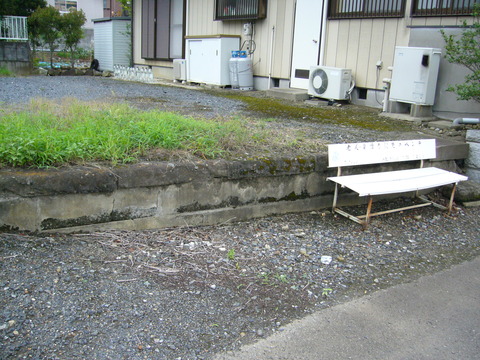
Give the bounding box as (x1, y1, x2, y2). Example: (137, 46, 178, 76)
(47, 0, 103, 29)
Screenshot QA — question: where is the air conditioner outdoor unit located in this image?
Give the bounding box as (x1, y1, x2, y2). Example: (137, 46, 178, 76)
(308, 66, 352, 100)
(173, 59, 186, 81)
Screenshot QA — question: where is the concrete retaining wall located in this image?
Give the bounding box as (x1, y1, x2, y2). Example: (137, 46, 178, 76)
(465, 130, 480, 183)
(0, 42, 32, 75)
(0, 152, 465, 233)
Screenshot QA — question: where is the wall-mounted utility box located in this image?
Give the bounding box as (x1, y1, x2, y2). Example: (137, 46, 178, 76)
(173, 59, 186, 81)
(186, 35, 240, 86)
(390, 47, 441, 106)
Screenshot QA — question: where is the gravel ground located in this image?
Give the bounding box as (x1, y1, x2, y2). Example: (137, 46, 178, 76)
(1, 204, 479, 359)
(1, 76, 479, 359)
(0, 76, 245, 119)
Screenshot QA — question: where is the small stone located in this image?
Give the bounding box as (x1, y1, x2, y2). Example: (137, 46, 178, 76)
(257, 329, 264, 337)
(13, 330, 19, 336)
(8, 320, 15, 328)
(336, 255, 345, 262)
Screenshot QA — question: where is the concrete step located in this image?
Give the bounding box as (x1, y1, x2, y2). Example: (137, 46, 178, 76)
(266, 88, 309, 102)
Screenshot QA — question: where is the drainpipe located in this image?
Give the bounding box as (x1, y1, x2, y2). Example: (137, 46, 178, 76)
(453, 118, 480, 126)
(268, 25, 275, 89)
(319, 0, 328, 66)
(185, 0, 189, 37)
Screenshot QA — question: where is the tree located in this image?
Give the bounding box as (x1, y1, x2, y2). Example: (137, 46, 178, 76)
(0, 0, 46, 17)
(117, 0, 132, 15)
(28, 6, 62, 68)
(61, 9, 86, 68)
(441, 5, 480, 103)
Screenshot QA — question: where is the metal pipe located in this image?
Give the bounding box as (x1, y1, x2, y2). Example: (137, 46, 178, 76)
(453, 118, 480, 125)
(319, 0, 328, 66)
(268, 25, 275, 89)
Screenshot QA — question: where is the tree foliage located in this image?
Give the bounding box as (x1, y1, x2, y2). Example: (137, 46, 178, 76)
(61, 9, 87, 68)
(0, 0, 46, 17)
(28, 6, 62, 68)
(29, 6, 86, 69)
(441, 5, 480, 103)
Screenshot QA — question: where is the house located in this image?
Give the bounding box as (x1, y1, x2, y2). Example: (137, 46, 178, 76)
(130, 0, 480, 119)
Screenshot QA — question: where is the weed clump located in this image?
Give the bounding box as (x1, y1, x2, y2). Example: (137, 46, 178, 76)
(0, 99, 251, 167)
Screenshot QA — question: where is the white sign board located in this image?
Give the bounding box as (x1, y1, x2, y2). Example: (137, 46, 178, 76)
(328, 139, 436, 168)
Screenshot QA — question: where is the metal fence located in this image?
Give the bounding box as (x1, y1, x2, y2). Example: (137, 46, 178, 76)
(0, 16, 28, 41)
(328, 0, 406, 19)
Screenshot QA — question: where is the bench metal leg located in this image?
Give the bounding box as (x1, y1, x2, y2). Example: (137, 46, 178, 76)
(448, 183, 457, 214)
(363, 197, 373, 229)
(332, 183, 339, 213)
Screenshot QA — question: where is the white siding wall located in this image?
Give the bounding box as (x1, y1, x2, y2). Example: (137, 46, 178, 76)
(112, 20, 131, 67)
(47, 0, 103, 29)
(94, 21, 113, 70)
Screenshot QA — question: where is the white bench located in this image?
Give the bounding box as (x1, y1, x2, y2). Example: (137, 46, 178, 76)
(327, 139, 468, 227)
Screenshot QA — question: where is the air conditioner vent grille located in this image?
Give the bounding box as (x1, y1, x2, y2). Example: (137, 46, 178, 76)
(308, 66, 352, 100)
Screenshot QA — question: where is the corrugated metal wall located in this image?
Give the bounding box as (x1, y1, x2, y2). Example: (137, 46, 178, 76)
(132, 0, 475, 89)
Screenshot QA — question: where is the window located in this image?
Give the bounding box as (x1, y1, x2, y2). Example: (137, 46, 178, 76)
(55, 0, 77, 13)
(142, 0, 185, 60)
(411, 0, 477, 16)
(215, 0, 267, 20)
(328, 0, 405, 19)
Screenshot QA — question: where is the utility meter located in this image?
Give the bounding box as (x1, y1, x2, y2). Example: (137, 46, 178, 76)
(243, 23, 252, 36)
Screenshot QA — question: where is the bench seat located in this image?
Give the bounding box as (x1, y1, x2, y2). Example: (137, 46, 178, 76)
(326, 139, 468, 228)
(327, 167, 468, 197)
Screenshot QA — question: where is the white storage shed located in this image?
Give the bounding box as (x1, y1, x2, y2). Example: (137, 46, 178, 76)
(93, 17, 131, 71)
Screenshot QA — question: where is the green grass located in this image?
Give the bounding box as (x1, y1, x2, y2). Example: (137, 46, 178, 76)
(0, 66, 13, 77)
(0, 100, 250, 167)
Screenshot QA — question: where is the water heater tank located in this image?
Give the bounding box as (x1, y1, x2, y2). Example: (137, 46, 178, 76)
(389, 47, 441, 105)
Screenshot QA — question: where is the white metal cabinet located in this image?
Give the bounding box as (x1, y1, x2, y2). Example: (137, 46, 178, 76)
(186, 36, 240, 86)
(390, 47, 441, 105)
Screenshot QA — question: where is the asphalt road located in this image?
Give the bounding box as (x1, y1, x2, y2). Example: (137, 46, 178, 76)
(215, 256, 480, 360)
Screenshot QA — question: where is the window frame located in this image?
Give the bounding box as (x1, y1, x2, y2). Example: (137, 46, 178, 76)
(411, 0, 478, 17)
(214, 0, 267, 21)
(327, 0, 406, 20)
(55, 0, 78, 14)
(141, 0, 186, 61)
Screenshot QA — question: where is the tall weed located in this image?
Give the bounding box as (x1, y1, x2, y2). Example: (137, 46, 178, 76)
(0, 100, 251, 167)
